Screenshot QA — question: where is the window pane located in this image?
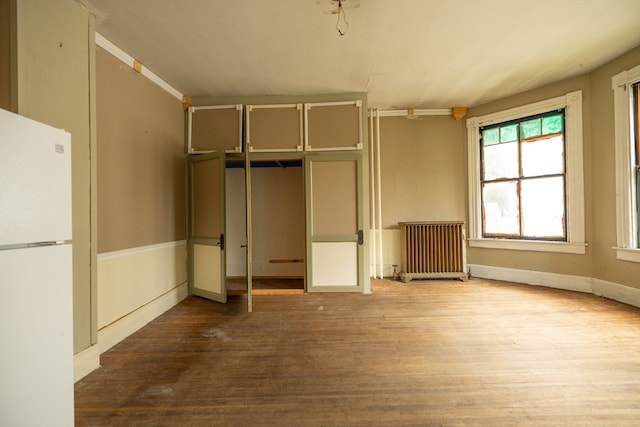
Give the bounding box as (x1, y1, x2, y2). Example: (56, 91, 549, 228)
(500, 124, 519, 143)
(521, 176, 565, 238)
(482, 128, 499, 146)
(637, 167, 640, 247)
(521, 118, 541, 139)
(635, 83, 639, 166)
(521, 135, 564, 176)
(635, 83, 640, 247)
(542, 114, 563, 135)
(482, 181, 519, 236)
(483, 141, 518, 180)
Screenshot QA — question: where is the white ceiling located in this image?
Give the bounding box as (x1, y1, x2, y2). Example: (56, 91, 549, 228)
(87, 0, 640, 109)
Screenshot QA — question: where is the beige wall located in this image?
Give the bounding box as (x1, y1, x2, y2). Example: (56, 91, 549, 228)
(376, 48, 640, 289)
(466, 74, 595, 278)
(466, 47, 640, 288)
(12, 0, 96, 353)
(94, 46, 187, 356)
(590, 46, 640, 287)
(378, 116, 467, 228)
(96, 46, 185, 253)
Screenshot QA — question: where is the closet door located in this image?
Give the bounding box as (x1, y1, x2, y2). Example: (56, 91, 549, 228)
(306, 154, 363, 291)
(188, 152, 226, 303)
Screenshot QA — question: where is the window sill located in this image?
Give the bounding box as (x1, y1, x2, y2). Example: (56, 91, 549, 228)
(614, 247, 640, 263)
(469, 238, 587, 254)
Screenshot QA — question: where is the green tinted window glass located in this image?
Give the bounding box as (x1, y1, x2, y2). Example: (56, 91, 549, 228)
(542, 114, 563, 135)
(521, 118, 541, 139)
(500, 124, 519, 142)
(482, 128, 499, 146)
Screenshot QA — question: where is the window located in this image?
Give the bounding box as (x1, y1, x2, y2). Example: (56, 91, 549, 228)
(467, 91, 586, 254)
(635, 83, 640, 247)
(612, 65, 640, 262)
(480, 111, 566, 240)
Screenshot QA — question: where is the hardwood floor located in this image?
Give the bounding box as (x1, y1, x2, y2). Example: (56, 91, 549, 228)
(75, 278, 640, 426)
(227, 277, 304, 296)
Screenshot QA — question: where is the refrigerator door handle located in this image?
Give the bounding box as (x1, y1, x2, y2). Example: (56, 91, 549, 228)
(0, 240, 71, 251)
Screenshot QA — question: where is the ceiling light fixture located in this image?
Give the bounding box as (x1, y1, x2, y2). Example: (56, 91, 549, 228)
(317, 0, 358, 36)
(335, 0, 349, 36)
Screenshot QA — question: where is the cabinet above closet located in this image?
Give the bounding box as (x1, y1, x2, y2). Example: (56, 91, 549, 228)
(246, 104, 304, 153)
(305, 101, 362, 151)
(188, 105, 243, 153)
(187, 97, 364, 154)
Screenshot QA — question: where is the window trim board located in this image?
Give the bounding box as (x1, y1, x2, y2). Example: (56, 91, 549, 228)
(612, 64, 640, 261)
(467, 90, 585, 254)
(469, 238, 587, 254)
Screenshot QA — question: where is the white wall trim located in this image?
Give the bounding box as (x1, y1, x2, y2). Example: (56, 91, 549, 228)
(592, 278, 640, 308)
(614, 246, 640, 263)
(469, 264, 640, 308)
(74, 281, 189, 382)
(377, 108, 452, 117)
(95, 32, 183, 101)
(98, 240, 187, 261)
(468, 264, 592, 293)
(466, 91, 586, 250)
(73, 344, 100, 383)
(97, 282, 189, 355)
(469, 238, 587, 254)
(612, 64, 640, 253)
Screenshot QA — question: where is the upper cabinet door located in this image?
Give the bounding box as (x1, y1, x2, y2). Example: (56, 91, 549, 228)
(305, 101, 363, 151)
(246, 104, 304, 152)
(188, 105, 243, 153)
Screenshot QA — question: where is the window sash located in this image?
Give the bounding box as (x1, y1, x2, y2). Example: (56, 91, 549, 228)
(637, 165, 640, 247)
(635, 83, 640, 246)
(479, 112, 567, 241)
(635, 83, 639, 167)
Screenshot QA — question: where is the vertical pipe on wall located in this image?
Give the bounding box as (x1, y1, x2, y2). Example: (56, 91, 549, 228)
(375, 109, 384, 279)
(245, 115, 253, 313)
(369, 109, 377, 277)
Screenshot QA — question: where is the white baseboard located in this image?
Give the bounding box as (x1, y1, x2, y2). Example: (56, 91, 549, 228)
(468, 264, 592, 293)
(73, 282, 189, 382)
(592, 278, 640, 308)
(73, 344, 100, 383)
(469, 264, 639, 308)
(97, 282, 189, 356)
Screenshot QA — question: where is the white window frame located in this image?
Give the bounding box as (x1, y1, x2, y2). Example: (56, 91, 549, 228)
(612, 64, 640, 263)
(466, 91, 586, 254)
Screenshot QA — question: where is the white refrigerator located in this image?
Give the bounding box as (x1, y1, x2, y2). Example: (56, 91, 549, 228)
(0, 108, 74, 426)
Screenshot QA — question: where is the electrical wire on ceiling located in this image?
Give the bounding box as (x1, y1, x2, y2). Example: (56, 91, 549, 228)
(335, 0, 349, 36)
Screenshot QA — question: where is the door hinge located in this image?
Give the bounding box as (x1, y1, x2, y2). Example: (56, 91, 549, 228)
(357, 230, 364, 245)
(219, 233, 225, 251)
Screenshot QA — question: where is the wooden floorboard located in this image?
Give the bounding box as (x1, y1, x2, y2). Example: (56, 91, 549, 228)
(227, 278, 304, 296)
(75, 278, 640, 426)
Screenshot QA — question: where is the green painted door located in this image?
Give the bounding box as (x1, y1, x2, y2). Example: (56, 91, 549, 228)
(188, 152, 226, 303)
(305, 154, 364, 292)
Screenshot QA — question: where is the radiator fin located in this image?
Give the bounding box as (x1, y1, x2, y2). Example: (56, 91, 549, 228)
(399, 221, 467, 282)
